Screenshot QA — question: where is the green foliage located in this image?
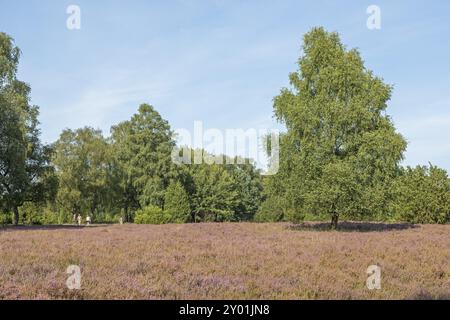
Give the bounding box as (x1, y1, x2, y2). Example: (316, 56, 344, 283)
(1, 29, 448, 227)
(18, 202, 41, 225)
(392, 165, 450, 224)
(254, 197, 285, 222)
(17, 202, 60, 225)
(48, 110, 263, 225)
(263, 27, 407, 228)
(190, 162, 238, 222)
(164, 181, 191, 223)
(52, 127, 117, 219)
(226, 161, 263, 219)
(40, 208, 60, 225)
(0, 32, 56, 225)
(0, 212, 11, 226)
(173, 149, 263, 222)
(56, 209, 71, 224)
(111, 104, 176, 217)
(302, 161, 359, 222)
(134, 205, 172, 224)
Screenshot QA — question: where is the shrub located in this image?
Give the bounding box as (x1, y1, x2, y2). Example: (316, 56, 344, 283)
(134, 205, 171, 224)
(57, 209, 72, 224)
(254, 197, 286, 222)
(40, 208, 60, 225)
(0, 212, 11, 226)
(206, 209, 234, 222)
(164, 181, 191, 223)
(17, 203, 61, 225)
(100, 213, 120, 224)
(19, 202, 43, 225)
(392, 165, 450, 224)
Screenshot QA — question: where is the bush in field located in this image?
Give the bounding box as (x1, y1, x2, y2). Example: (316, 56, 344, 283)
(134, 205, 171, 224)
(0, 212, 11, 226)
(392, 165, 450, 224)
(164, 181, 191, 223)
(19, 202, 43, 225)
(41, 208, 60, 225)
(201, 209, 235, 222)
(97, 213, 120, 224)
(17, 202, 60, 225)
(254, 197, 286, 222)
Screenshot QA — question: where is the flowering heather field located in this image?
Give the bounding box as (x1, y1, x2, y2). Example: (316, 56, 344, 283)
(0, 222, 449, 300)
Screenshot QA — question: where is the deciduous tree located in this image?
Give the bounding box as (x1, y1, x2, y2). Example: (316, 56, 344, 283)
(0, 33, 55, 225)
(264, 27, 406, 228)
(111, 104, 176, 220)
(52, 127, 114, 220)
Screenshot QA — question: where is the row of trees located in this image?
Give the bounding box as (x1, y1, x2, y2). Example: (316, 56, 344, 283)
(1, 29, 449, 227)
(41, 105, 263, 224)
(2, 104, 264, 225)
(0, 31, 263, 225)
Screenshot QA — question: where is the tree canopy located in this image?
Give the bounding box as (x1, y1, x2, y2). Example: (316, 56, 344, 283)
(111, 104, 176, 214)
(263, 27, 407, 228)
(52, 127, 115, 220)
(0, 32, 55, 225)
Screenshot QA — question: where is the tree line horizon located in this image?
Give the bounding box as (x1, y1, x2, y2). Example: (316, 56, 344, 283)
(1, 27, 449, 228)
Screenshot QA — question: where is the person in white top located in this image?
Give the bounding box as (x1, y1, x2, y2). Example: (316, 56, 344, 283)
(77, 214, 82, 226)
(86, 216, 91, 225)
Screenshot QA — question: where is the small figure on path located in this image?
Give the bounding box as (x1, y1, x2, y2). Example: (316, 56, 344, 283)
(119, 217, 123, 225)
(86, 215, 91, 226)
(77, 214, 82, 226)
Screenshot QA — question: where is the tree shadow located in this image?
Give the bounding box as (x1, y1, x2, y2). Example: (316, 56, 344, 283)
(0, 224, 105, 232)
(288, 221, 419, 233)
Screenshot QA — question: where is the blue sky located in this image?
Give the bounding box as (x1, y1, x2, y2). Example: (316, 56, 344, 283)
(1, 0, 450, 170)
